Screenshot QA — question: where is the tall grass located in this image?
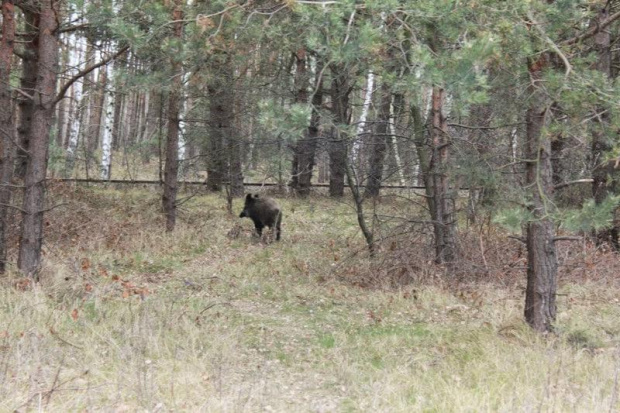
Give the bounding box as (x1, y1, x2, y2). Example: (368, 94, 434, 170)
(0, 185, 618, 412)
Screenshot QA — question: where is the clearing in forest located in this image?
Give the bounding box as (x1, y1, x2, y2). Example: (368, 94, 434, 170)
(0, 187, 618, 412)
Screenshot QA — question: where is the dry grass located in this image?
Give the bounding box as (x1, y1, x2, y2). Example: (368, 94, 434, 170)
(0, 185, 619, 412)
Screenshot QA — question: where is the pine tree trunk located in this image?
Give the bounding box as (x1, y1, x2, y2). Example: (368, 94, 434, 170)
(429, 86, 457, 265)
(87, 59, 106, 158)
(162, 0, 183, 232)
(228, 60, 244, 197)
(0, 0, 15, 273)
(328, 64, 350, 197)
(206, 54, 233, 192)
(14, 7, 39, 179)
(524, 54, 557, 332)
(111, 55, 126, 151)
(365, 82, 391, 198)
(17, 0, 58, 279)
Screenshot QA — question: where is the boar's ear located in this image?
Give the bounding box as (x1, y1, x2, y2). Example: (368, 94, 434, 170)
(253, 194, 260, 199)
(245, 193, 253, 202)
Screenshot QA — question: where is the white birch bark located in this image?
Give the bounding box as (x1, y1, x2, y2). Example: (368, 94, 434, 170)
(101, 65, 113, 179)
(64, 36, 84, 175)
(352, 71, 374, 165)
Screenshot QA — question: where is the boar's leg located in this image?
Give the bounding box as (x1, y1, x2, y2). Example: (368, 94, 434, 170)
(252, 219, 264, 237)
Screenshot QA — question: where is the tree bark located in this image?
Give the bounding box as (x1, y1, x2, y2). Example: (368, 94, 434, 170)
(87, 62, 106, 157)
(206, 54, 233, 192)
(55, 41, 69, 148)
(63, 39, 84, 178)
(0, 0, 16, 273)
(364, 82, 391, 198)
(429, 86, 457, 265)
(111, 54, 126, 151)
(328, 64, 350, 197)
(523, 53, 558, 332)
(162, 0, 183, 232)
(14, 6, 39, 179)
(17, 0, 59, 279)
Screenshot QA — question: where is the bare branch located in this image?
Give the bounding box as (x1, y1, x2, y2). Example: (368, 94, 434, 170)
(53, 45, 129, 105)
(562, 10, 620, 46)
(553, 236, 582, 242)
(554, 179, 594, 190)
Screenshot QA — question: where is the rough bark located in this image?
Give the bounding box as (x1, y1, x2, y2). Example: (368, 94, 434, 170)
(429, 86, 457, 265)
(523, 54, 558, 332)
(328, 64, 350, 197)
(0, 0, 15, 273)
(111, 55, 126, 151)
(17, 0, 59, 279)
(14, 6, 39, 179)
(365, 82, 391, 198)
(162, 0, 183, 232)
(206, 54, 234, 192)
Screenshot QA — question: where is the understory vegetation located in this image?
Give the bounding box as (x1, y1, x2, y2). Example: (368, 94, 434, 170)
(0, 186, 618, 412)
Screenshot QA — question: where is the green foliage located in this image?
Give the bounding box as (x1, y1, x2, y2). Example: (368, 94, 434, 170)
(493, 207, 531, 234)
(561, 195, 620, 233)
(258, 100, 311, 142)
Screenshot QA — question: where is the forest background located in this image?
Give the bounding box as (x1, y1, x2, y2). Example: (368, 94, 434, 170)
(0, 0, 620, 410)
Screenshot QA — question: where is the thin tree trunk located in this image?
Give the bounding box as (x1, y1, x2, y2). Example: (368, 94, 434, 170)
(87, 60, 106, 155)
(111, 54, 126, 151)
(328, 63, 350, 197)
(411, 102, 433, 208)
(55, 41, 69, 148)
(388, 97, 405, 186)
(365, 81, 391, 198)
(228, 62, 244, 197)
(290, 49, 308, 193)
(0, 0, 16, 273)
(101, 67, 113, 180)
(17, 0, 59, 279)
(523, 53, 557, 332)
(162, 0, 183, 232)
(429, 86, 457, 265)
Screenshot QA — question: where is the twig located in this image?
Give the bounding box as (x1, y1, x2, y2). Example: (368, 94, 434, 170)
(49, 329, 83, 349)
(554, 179, 593, 190)
(553, 236, 582, 242)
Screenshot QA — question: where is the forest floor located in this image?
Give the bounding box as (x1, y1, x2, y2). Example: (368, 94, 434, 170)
(1, 184, 619, 412)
